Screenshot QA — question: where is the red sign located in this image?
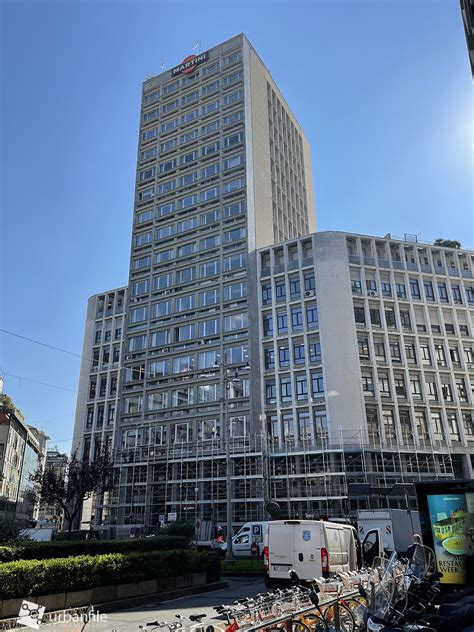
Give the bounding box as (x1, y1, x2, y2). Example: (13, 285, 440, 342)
(171, 52, 209, 77)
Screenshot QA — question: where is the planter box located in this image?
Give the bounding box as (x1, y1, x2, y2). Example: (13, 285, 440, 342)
(0, 573, 209, 618)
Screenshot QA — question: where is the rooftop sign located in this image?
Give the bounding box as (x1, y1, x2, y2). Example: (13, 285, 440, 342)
(171, 52, 209, 77)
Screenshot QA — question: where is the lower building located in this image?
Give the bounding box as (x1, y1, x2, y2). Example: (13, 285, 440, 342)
(72, 232, 473, 531)
(37, 448, 68, 527)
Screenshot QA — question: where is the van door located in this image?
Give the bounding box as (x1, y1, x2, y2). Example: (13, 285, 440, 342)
(268, 523, 295, 581)
(324, 525, 348, 573)
(232, 532, 251, 557)
(293, 523, 323, 580)
(361, 529, 383, 567)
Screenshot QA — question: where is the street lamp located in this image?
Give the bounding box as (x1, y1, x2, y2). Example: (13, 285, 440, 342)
(214, 355, 249, 562)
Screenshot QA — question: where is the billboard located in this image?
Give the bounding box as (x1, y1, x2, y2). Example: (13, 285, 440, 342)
(416, 480, 474, 587)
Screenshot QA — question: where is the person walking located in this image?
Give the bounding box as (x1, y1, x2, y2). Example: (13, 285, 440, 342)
(406, 533, 422, 559)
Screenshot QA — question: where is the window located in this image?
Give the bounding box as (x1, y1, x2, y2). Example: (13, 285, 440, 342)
(291, 306, 303, 331)
(201, 163, 220, 178)
(293, 343, 305, 365)
(159, 158, 177, 173)
(136, 209, 154, 224)
(176, 324, 196, 341)
(278, 346, 290, 367)
(224, 110, 243, 126)
(202, 100, 219, 115)
(200, 235, 220, 250)
(396, 283, 407, 298)
(176, 267, 196, 283)
(309, 342, 321, 362)
(180, 150, 198, 165)
(466, 286, 474, 304)
(405, 343, 416, 363)
(177, 242, 196, 257)
(351, 279, 362, 293)
(200, 288, 220, 306)
(438, 283, 448, 302)
(171, 389, 194, 407)
(177, 218, 197, 233)
(129, 306, 148, 323)
(225, 345, 247, 363)
(426, 381, 438, 401)
(223, 154, 243, 170)
(202, 120, 220, 135)
(378, 375, 391, 397)
(224, 227, 246, 243)
(180, 129, 198, 144)
(139, 167, 155, 181)
(140, 147, 156, 161)
(147, 392, 168, 410)
(200, 260, 220, 277)
(295, 375, 308, 401)
(441, 382, 453, 401)
(306, 304, 318, 328)
(179, 194, 197, 209)
(224, 312, 248, 331)
(139, 187, 155, 202)
(263, 314, 273, 336)
(224, 253, 246, 271)
(223, 70, 241, 84)
(224, 282, 247, 300)
(276, 311, 287, 333)
(156, 224, 175, 240)
(394, 376, 406, 397)
(128, 335, 146, 352)
(452, 285, 462, 304)
(162, 99, 178, 113)
(374, 340, 386, 360)
(420, 344, 432, 365)
(202, 141, 219, 156)
(280, 376, 292, 402)
(198, 384, 218, 403)
(181, 90, 198, 104)
(132, 279, 149, 296)
(223, 178, 244, 193)
(223, 90, 243, 105)
(173, 355, 195, 373)
(203, 61, 219, 76)
(289, 276, 301, 298)
(142, 127, 157, 141)
(148, 360, 170, 377)
(160, 138, 177, 152)
(390, 341, 401, 362)
(159, 180, 176, 195)
(200, 186, 220, 202)
(264, 348, 275, 369)
(410, 376, 422, 399)
(123, 396, 143, 414)
(198, 350, 218, 369)
(223, 132, 244, 148)
(382, 282, 392, 297)
(410, 279, 421, 299)
(161, 118, 178, 132)
(311, 373, 324, 396)
(370, 308, 381, 326)
(175, 295, 195, 312)
(424, 281, 435, 301)
(362, 374, 374, 393)
(223, 50, 241, 65)
(435, 344, 446, 366)
(202, 80, 219, 95)
(201, 209, 220, 225)
(224, 201, 245, 217)
(157, 202, 174, 217)
(155, 248, 174, 263)
(266, 382, 277, 404)
(179, 171, 198, 186)
(358, 338, 369, 358)
(150, 329, 170, 347)
(400, 310, 411, 329)
(385, 308, 396, 328)
(199, 319, 219, 337)
(354, 306, 366, 324)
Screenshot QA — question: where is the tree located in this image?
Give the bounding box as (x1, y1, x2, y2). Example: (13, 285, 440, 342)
(31, 451, 116, 540)
(434, 238, 461, 249)
(0, 514, 30, 543)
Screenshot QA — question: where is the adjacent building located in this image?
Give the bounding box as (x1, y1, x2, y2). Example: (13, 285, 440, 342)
(72, 34, 473, 533)
(460, 0, 474, 75)
(37, 448, 69, 526)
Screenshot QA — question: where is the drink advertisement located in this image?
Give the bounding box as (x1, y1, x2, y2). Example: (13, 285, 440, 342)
(427, 493, 468, 584)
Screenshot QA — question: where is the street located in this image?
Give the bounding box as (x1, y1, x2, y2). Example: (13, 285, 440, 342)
(12, 577, 266, 632)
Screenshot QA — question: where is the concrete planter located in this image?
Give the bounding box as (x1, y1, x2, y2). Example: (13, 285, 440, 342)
(0, 573, 208, 618)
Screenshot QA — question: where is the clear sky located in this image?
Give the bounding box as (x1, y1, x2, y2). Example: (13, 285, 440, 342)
(1, 0, 472, 454)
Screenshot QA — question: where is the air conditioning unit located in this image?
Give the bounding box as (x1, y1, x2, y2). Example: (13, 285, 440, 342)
(129, 298, 138, 303)
(126, 354, 134, 360)
(304, 290, 315, 298)
(368, 290, 378, 297)
(161, 347, 169, 353)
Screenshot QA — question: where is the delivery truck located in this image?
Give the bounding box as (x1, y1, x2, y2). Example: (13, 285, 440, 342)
(264, 519, 382, 586)
(357, 509, 421, 554)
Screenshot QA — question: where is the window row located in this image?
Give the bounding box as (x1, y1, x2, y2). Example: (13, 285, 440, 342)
(132, 277, 246, 302)
(140, 153, 244, 186)
(262, 303, 319, 336)
(265, 372, 324, 404)
(264, 341, 321, 369)
(351, 278, 473, 305)
(135, 199, 245, 227)
(267, 409, 328, 446)
(262, 272, 316, 304)
(361, 371, 470, 403)
(357, 337, 473, 368)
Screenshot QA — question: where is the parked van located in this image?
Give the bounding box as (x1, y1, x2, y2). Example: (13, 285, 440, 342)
(219, 521, 269, 558)
(264, 519, 382, 586)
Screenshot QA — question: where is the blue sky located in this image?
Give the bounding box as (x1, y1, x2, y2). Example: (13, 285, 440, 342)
(1, 0, 472, 453)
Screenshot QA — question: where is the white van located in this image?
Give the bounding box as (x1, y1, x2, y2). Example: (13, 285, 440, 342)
(264, 519, 382, 586)
(219, 521, 269, 558)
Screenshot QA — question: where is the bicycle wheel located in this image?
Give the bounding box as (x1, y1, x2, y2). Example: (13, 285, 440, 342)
(339, 598, 366, 630)
(321, 602, 356, 632)
(299, 613, 327, 632)
(292, 622, 312, 632)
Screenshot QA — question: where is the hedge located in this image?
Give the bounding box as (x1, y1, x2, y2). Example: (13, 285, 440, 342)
(0, 549, 211, 600)
(0, 535, 189, 563)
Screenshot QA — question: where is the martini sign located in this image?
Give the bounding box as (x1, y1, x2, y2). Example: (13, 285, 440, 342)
(171, 52, 209, 77)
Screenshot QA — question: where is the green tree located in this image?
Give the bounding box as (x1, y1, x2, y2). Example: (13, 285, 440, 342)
(31, 451, 116, 540)
(434, 238, 461, 249)
(0, 514, 30, 543)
